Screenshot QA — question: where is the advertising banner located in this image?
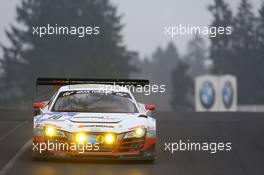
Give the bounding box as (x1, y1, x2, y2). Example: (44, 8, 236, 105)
(195, 75, 237, 112)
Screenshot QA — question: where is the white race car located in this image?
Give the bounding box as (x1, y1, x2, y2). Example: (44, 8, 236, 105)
(33, 78, 156, 161)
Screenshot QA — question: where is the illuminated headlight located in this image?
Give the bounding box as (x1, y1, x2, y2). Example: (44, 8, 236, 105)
(74, 133, 87, 144)
(44, 126, 66, 138)
(123, 128, 146, 139)
(44, 126, 57, 137)
(105, 133, 115, 144)
(134, 128, 145, 137)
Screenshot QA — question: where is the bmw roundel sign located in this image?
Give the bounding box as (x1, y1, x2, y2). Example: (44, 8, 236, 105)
(199, 81, 215, 109)
(195, 75, 237, 111)
(222, 80, 234, 109)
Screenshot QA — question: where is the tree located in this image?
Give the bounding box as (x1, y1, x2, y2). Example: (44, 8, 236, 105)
(183, 35, 209, 77)
(130, 42, 181, 111)
(170, 61, 193, 111)
(152, 42, 179, 83)
(232, 0, 260, 104)
(0, 0, 135, 104)
(208, 0, 264, 104)
(151, 42, 180, 111)
(255, 1, 264, 103)
(208, 0, 233, 74)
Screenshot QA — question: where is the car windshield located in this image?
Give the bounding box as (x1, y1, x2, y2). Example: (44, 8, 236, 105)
(51, 90, 138, 113)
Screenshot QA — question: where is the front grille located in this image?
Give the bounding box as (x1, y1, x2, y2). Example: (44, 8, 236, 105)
(44, 131, 146, 153)
(97, 144, 114, 152)
(118, 136, 145, 152)
(78, 132, 115, 153)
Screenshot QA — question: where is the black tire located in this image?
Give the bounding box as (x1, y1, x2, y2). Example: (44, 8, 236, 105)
(138, 156, 156, 164)
(32, 151, 50, 161)
(143, 158, 155, 163)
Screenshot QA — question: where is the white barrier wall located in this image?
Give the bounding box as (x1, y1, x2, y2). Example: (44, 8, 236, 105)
(195, 75, 237, 112)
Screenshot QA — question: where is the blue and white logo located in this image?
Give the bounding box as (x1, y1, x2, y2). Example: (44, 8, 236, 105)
(199, 81, 215, 109)
(222, 81, 234, 109)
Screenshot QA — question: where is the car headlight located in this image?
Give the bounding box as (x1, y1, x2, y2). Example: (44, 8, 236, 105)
(123, 128, 146, 139)
(135, 128, 145, 137)
(73, 133, 116, 144)
(105, 133, 115, 144)
(44, 126, 66, 138)
(74, 133, 87, 144)
(44, 126, 56, 137)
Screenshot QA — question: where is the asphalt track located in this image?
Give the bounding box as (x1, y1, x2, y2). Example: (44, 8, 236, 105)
(0, 110, 264, 175)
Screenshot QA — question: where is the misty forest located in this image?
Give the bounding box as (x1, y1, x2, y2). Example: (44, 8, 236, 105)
(1, 0, 264, 111)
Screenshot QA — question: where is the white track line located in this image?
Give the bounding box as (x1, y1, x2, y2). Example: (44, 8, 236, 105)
(0, 121, 28, 142)
(0, 139, 31, 175)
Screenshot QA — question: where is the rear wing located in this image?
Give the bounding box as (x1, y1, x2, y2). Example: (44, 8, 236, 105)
(35, 78, 149, 102)
(36, 78, 149, 87)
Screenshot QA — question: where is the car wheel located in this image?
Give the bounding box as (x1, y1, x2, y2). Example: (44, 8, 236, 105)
(32, 151, 49, 161)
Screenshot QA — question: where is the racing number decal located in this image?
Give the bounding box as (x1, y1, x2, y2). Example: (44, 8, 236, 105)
(48, 115, 63, 120)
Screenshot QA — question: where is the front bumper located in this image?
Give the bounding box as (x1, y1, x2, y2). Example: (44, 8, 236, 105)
(33, 129, 156, 160)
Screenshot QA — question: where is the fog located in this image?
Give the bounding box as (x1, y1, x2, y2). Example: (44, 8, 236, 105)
(0, 0, 262, 57)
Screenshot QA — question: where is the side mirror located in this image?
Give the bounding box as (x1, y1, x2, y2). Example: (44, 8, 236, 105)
(33, 102, 47, 109)
(145, 104, 156, 111)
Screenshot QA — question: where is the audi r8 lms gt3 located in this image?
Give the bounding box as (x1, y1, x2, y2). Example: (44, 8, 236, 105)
(33, 78, 156, 161)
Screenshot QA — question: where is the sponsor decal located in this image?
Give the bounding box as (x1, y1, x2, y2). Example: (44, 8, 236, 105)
(73, 116, 116, 120)
(35, 112, 78, 123)
(78, 124, 114, 128)
(199, 81, 215, 109)
(60, 90, 131, 99)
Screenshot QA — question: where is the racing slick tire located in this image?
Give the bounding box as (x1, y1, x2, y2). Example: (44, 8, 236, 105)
(32, 150, 50, 161)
